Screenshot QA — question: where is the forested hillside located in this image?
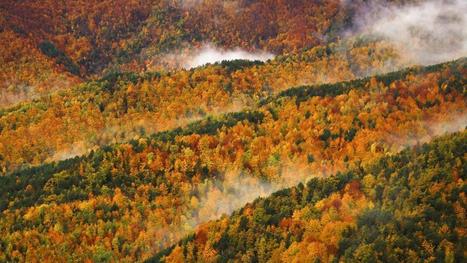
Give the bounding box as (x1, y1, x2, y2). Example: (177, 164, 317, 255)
(1, 1, 466, 262)
(153, 130, 466, 262)
(0, 0, 417, 105)
(0, 29, 80, 107)
(0, 38, 403, 173)
(0, 0, 356, 74)
(0, 59, 464, 262)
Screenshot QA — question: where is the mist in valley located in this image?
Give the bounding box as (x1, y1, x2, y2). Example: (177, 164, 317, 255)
(349, 0, 467, 65)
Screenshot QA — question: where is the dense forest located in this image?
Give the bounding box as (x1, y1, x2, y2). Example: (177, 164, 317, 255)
(152, 130, 466, 262)
(0, 59, 465, 262)
(0, 0, 418, 106)
(0, 38, 404, 172)
(0, 1, 465, 262)
(0, 0, 358, 74)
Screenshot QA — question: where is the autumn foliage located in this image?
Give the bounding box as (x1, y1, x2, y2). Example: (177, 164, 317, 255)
(0, 59, 465, 262)
(0, 1, 465, 262)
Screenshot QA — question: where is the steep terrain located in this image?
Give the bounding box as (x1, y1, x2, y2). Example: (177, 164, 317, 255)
(0, 59, 464, 262)
(0, 1, 465, 262)
(152, 130, 466, 262)
(0, 0, 352, 73)
(0, 0, 416, 104)
(0, 39, 404, 173)
(0, 29, 80, 107)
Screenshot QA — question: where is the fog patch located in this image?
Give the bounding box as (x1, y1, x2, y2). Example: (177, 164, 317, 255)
(387, 110, 467, 151)
(191, 165, 312, 225)
(354, 0, 467, 65)
(0, 84, 37, 107)
(49, 141, 89, 162)
(147, 43, 275, 70)
(184, 44, 274, 69)
(47, 99, 247, 162)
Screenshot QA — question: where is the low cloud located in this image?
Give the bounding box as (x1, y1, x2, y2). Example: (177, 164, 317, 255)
(179, 0, 203, 8)
(387, 110, 467, 151)
(184, 44, 274, 69)
(0, 84, 37, 107)
(145, 44, 274, 71)
(146, 164, 313, 252)
(356, 0, 467, 65)
(191, 165, 312, 225)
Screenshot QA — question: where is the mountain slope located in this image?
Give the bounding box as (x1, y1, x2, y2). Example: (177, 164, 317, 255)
(0, 29, 80, 107)
(1, 0, 354, 73)
(0, 0, 417, 105)
(0, 59, 465, 262)
(0, 1, 465, 262)
(0, 39, 404, 172)
(150, 130, 467, 262)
